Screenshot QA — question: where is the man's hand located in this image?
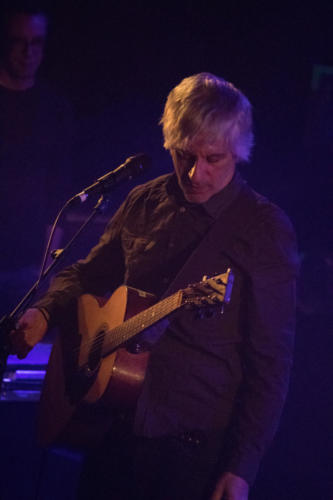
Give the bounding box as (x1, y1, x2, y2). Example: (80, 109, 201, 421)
(210, 472, 249, 500)
(9, 308, 48, 359)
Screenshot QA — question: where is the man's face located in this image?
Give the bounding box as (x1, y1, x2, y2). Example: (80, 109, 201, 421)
(3, 13, 47, 80)
(171, 134, 236, 204)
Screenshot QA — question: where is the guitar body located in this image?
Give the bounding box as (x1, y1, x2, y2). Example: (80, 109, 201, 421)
(37, 269, 233, 448)
(38, 286, 155, 448)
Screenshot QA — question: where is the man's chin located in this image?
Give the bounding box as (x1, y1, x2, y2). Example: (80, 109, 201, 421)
(183, 189, 210, 204)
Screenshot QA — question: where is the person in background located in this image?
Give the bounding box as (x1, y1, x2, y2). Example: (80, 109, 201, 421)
(0, 0, 76, 316)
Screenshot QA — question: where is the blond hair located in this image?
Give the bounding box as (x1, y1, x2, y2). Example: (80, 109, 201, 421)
(160, 72, 254, 162)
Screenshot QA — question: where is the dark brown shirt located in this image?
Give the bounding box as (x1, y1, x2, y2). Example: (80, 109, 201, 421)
(36, 171, 299, 484)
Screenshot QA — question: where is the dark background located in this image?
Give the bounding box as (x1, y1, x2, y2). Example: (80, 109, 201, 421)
(1, 1, 333, 499)
(42, 1, 332, 253)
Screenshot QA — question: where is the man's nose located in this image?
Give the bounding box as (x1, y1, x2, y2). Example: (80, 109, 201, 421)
(188, 158, 206, 182)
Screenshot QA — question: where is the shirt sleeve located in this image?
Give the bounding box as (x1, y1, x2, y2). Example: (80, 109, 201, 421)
(224, 204, 299, 485)
(33, 197, 129, 327)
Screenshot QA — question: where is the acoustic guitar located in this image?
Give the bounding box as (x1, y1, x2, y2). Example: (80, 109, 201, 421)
(38, 269, 234, 448)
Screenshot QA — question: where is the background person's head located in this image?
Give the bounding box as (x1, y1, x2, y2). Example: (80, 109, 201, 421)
(0, 1, 49, 89)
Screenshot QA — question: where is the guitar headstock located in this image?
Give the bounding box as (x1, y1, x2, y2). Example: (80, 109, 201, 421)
(182, 268, 234, 310)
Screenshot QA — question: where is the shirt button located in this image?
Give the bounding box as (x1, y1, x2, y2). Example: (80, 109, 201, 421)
(179, 207, 186, 213)
(168, 241, 175, 249)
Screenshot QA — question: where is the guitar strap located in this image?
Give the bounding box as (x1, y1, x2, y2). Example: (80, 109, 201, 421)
(137, 179, 261, 346)
(161, 179, 260, 298)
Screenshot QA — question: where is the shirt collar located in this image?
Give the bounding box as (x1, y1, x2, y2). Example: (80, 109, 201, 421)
(202, 169, 246, 219)
(168, 169, 246, 220)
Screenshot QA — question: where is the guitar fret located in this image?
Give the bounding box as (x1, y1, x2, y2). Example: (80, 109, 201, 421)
(102, 291, 183, 356)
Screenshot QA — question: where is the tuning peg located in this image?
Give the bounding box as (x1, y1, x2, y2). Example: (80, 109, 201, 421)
(202, 275, 208, 281)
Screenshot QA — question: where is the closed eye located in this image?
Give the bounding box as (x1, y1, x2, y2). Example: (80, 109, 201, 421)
(206, 154, 228, 164)
(175, 149, 196, 163)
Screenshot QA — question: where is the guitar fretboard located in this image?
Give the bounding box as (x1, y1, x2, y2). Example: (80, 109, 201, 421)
(102, 290, 184, 356)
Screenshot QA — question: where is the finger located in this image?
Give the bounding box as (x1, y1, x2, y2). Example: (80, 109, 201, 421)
(9, 330, 29, 356)
(210, 480, 226, 500)
(10, 337, 31, 358)
(17, 347, 31, 359)
(9, 328, 25, 342)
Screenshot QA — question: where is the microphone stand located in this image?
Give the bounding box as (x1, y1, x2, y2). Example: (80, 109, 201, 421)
(0, 194, 110, 393)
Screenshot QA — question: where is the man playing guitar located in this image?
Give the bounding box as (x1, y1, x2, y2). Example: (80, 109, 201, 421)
(10, 73, 298, 500)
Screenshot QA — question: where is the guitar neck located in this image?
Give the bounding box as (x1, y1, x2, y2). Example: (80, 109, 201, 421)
(102, 290, 184, 356)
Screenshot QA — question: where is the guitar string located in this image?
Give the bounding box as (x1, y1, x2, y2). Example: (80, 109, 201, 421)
(71, 275, 226, 360)
(101, 293, 180, 353)
(72, 292, 182, 358)
(77, 292, 180, 358)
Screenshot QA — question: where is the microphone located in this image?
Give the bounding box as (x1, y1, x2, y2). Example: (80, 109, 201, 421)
(72, 153, 151, 203)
